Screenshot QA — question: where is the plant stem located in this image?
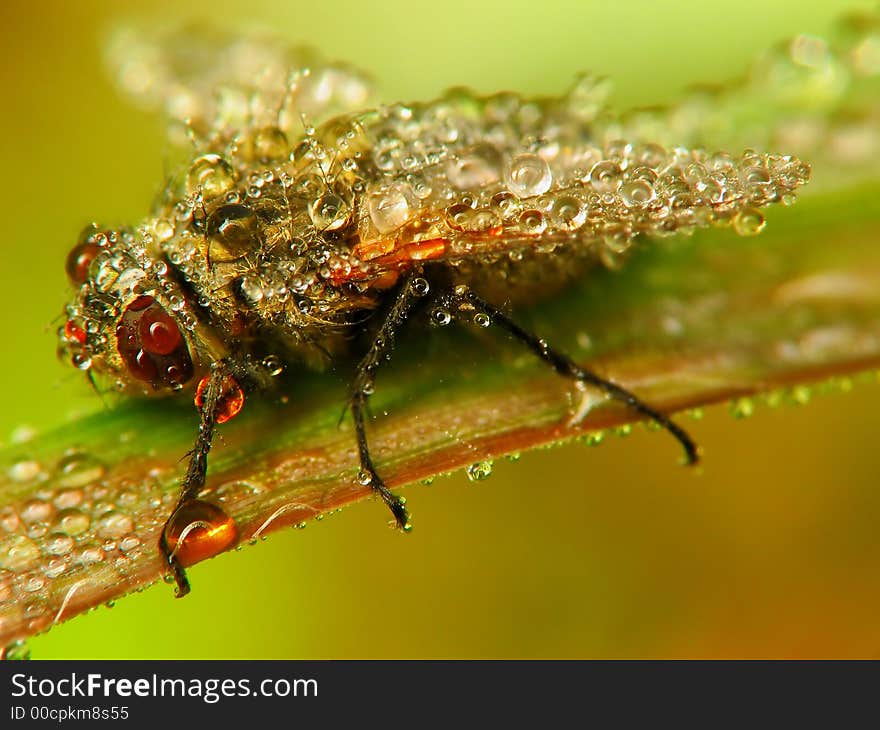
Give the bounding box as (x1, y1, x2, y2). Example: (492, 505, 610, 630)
(2, 177, 879, 645)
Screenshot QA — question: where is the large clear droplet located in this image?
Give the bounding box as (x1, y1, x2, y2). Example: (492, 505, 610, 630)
(309, 192, 350, 231)
(186, 154, 236, 198)
(504, 153, 552, 198)
(367, 184, 411, 233)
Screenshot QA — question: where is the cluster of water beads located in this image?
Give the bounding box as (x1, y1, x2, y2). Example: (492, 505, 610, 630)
(0, 450, 176, 635)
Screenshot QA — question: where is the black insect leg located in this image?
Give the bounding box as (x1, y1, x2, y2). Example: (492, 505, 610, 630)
(159, 364, 227, 598)
(438, 286, 699, 465)
(350, 274, 430, 529)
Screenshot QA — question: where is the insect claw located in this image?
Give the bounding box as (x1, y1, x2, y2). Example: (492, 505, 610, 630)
(388, 496, 412, 532)
(171, 563, 191, 599)
(159, 529, 191, 598)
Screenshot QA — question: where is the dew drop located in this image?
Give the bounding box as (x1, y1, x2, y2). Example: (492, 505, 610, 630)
(446, 151, 500, 189)
(96, 511, 134, 539)
(71, 353, 92, 371)
(53, 489, 84, 510)
(239, 276, 265, 303)
(43, 558, 68, 579)
(23, 575, 45, 593)
(0, 509, 21, 533)
(790, 385, 812, 405)
(119, 535, 141, 552)
(789, 34, 830, 70)
(619, 179, 656, 208)
(466, 460, 494, 482)
(463, 207, 501, 232)
(186, 154, 236, 198)
(473, 312, 491, 328)
(19, 499, 52, 524)
(76, 545, 104, 565)
(251, 126, 289, 161)
(0, 535, 40, 571)
(55, 452, 106, 489)
(262, 355, 284, 376)
(729, 397, 755, 419)
(55, 509, 90, 536)
(504, 153, 552, 198)
(45, 533, 75, 556)
(550, 196, 587, 230)
(589, 160, 622, 192)
(412, 277, 430, 296)
(519, 209, 547, 235)
(309, 192, 350, 231)
(195, 374, 245, 424)
(432, 308, 452, 326)
(733, 208, 765, 236)
(163, 500, 238, 568)
(8, 461, 43, 484)
(367, 184, 411, 234)
(356, 469, 373, 486)
(636, 143, 667, 169)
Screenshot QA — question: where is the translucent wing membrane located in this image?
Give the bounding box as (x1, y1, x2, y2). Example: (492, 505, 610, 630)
(106, 25, 373, 145)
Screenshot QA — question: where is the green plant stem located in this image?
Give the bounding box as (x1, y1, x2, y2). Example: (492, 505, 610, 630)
(1, 178, 879, 646)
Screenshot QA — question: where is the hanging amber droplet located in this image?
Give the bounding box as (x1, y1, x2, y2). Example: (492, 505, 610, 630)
(163, 500, 238, 567)
(195, 373, 245, 423)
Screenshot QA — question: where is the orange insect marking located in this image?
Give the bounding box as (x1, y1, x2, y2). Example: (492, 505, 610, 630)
(335, 238, 448, 287)
(352, 238, 395, 261)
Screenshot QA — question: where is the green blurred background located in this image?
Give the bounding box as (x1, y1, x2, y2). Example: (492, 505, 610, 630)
(2, 0, 879, 658)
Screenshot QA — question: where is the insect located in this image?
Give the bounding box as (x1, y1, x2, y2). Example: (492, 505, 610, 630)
(57, 28, 810, 597)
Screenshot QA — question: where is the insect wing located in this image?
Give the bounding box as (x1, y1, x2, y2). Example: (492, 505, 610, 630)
(106, 25, 374, 145)
(314, 95, 811, 285)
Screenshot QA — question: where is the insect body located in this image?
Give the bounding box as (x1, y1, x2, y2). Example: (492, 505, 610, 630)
(58, 29, 811, 596)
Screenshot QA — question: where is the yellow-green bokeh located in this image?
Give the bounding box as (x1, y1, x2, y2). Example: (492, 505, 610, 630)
(2, 0, 878, 658)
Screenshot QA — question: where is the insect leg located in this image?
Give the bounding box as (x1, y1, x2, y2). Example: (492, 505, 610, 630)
(159, 364, 227, 597)
(350, 274, 430, 529)
(439, 286, 699, 465)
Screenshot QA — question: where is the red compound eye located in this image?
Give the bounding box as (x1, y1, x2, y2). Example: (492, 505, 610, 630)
(116, 297, 193, 389)
(65, 241, 100, 285)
